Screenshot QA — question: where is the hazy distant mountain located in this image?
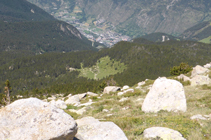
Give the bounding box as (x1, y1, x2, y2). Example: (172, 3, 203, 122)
(180, 20, 211, 44)
(27, 0, 211, 38)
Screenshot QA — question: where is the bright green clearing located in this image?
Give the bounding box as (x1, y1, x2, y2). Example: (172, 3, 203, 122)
(78, 56, 127, 80)
(199, 36, 211, 44)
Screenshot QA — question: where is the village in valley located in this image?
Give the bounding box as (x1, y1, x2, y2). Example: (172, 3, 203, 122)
(53, 6, 131, 47)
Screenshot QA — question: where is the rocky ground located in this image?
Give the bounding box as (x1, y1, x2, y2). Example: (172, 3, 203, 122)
(0, 63, 211, 140)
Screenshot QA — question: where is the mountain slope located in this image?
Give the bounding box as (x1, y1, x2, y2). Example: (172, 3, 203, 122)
(0, 0, 55, 22)
(0, 20, 97, 52)
(0, 0, 99, 53)
(27, 0, 211, 37)
(180, 20, 211, 44)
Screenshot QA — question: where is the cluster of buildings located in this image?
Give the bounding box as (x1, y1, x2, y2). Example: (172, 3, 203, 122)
(54, 11, 131, 47)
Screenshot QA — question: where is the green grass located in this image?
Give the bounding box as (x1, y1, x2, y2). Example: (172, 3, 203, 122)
(78, 56, 127, 80)
(199, 36, 211, 44)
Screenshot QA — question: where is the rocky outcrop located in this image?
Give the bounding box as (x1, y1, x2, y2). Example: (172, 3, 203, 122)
(75, 117, 128, 140)
(0, 98, 77, 140)
(143, 127, 186, 140)
(103, 86, 121, 94)
(142, 77, 187, 113)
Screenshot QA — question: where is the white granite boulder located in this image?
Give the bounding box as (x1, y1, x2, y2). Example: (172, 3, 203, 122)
(103, 86, 121, 94)
(75, 117, 128, 140)
(143, 127, 186, 140)
(191, 65, 209, 77)
(190, 75, 211, 86)
(118, 88, 134, 96)
(87, 92, 98, 96)
(142, 77, 187, 113)
(0, 98, 77, 140)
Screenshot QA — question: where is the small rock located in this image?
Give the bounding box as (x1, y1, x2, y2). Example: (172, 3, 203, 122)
(65, 95, 80, 106)
(122, 85, 130, 91)
(191, 65, 209, 77)
(87, 92, 98, 96)
(204, 62, 211, 69)
(177, 74, 191, 82)
(143, 127, 186, 140)
(103, 86, 121, 94)
(138, 81, 145, 86)
(190, 114, 207, 120)
(191, 75, 211, 86)
(75, 117, 128, 140)
(119, 97, 128, 102)
(103, 109, 109, 112)
(50, 99, 67, 109)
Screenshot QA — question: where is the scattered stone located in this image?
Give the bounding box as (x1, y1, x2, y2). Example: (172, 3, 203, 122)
(119, 97, 129, 102)
(75, 117, 128, 140)
(138, 81, 146, 86)
(143, 127, 186, 140)
(122, 106, 129, 110)
(117, 92, 124, 96)
(103, 109, 109, 112)
(122, 85, 130, 90)
(0, 98, 77, 140)
(69, 107, 87, 115)
(103, 86, 121, 94)
(78, 93, 87, 100)
(117, 89, 134, 96)
(190, 114, 208, 120)
(177, 74, 191, 82)
(65, 95, 80, 106)
(190, 75, 211, 86)
(106, 114, 113, 117)
(142, 77, 187, 113)
(87, 92, 98, 96)
(191, 65, 209, 77)
(50, 99, 67, 109)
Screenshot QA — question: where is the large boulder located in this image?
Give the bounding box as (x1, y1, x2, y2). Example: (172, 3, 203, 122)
(143, 127, 186, 140)
(191, 65, 209, 77)
(142, 77, 187, 113)
(190, 75, 211, 86)
(0, 98, 77, 140)
(75, 117, 128, 140)
(103, 86, 121, 94)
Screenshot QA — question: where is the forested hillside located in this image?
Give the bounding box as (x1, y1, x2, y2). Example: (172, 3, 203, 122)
(0, 20, 97, 53)
(180, 20, 211, 44)
(0, 0, 55, 22)
(1, 40, 211, 98)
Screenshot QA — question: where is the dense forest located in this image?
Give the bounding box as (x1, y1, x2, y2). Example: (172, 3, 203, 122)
(1, 39, 211, 99)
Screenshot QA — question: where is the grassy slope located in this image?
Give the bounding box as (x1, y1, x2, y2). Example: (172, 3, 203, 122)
(78, 56, 127, 80)
(60, 69, 211, 140)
